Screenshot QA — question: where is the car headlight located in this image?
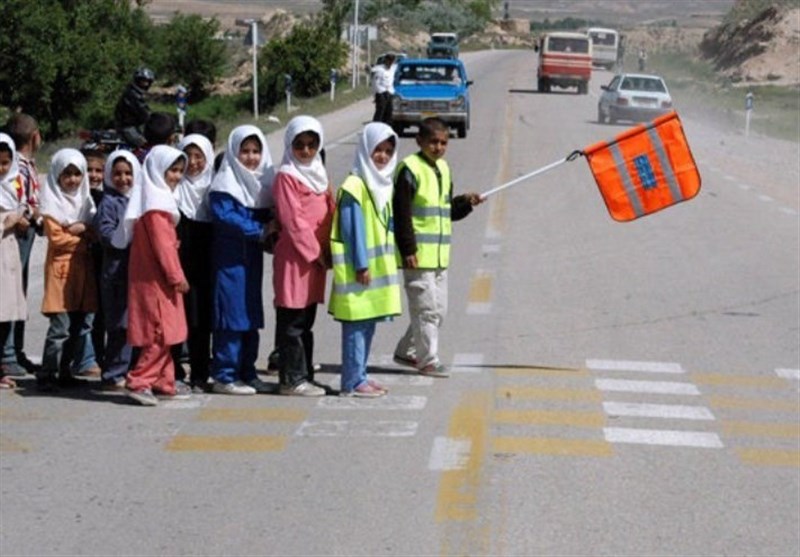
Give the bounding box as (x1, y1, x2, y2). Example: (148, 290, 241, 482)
(450, 96, 465, 109)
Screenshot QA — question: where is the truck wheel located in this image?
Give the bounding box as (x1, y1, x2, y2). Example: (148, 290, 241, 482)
(578, 82, 588, 95)
(392, 124, 405, 137)
(608, 108, 617, 125)
(456, 123, 467, 139)
(597, 106, 606, 124)
(538, 77, 548, 93)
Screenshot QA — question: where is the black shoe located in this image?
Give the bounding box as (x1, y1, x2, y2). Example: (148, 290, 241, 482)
(57, 375, 84, 389)
(267, 352, 280, 372)
(36, 377, 60, 393)
(17, 354, 41, 375)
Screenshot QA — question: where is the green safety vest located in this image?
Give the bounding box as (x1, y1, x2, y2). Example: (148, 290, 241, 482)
(328, 175, 402, 322)
(400, 153, 452, 269)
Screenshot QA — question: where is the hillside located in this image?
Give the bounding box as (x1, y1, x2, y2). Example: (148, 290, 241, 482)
(700, 1, 800, 85)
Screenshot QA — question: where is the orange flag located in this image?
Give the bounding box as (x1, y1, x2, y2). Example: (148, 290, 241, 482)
(583, 111, 701, 222)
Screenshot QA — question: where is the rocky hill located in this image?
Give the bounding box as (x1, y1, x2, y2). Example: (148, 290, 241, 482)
(700, 0, 800, 85)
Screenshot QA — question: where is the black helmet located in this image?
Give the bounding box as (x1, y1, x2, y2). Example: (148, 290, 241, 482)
(134, 67, 155, 84)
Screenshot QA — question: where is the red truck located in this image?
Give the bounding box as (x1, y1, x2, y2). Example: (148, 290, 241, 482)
(535, 32, 592, 94)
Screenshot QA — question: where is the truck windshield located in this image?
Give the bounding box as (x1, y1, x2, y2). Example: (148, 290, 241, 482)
(397, 65, 462, 84)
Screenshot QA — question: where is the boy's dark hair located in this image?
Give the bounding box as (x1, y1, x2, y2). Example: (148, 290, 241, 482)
(143, 112, 177, 145)
(184, 119, 217, 145)
(80, 148, 106, 162)
(4, 113, 39, 147)
(417, 117, 448, 139)
(0, 142, 12, 155)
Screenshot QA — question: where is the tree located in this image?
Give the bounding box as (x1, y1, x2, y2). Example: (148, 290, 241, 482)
(0, 0, 151, 136)
(155, 13, 227, 102)
(258, 19, 348, 110)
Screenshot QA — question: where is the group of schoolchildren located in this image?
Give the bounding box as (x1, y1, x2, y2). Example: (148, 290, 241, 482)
(0, 110, 482, 404)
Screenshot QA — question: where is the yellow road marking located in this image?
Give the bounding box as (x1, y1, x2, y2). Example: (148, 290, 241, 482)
(197, 408, 306, 422)
(0, 435, 30, 453)
(493, 436, 613, 457)
(166, 435, 286, 452)
(468, 272, 493, 304)
(494, 408, 606, 428)
(436, 392, 492, 556)
(721, 421, 800, 438)
(691, 373, 787, 389)
(497, 385, 600, 402)
(708, 395, 799, 413)
(736, 448, 800, 467)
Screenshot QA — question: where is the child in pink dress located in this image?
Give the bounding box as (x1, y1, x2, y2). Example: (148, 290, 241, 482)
(272, 116, 335, 396)
(117, 145, 190, 406)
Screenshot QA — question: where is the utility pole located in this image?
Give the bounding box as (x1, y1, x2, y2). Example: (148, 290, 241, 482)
(352, 0, 360, 88)
(235, 18, 259, 119)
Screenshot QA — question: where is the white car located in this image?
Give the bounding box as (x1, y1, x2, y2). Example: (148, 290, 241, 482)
(597, 73, 673, 124)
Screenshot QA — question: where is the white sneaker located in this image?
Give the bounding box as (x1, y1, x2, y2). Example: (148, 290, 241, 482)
(212, 381, 256, 395)
(279, 380, 326, 397)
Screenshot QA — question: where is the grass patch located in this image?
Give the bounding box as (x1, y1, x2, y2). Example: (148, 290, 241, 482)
(649, 51, 800, 142)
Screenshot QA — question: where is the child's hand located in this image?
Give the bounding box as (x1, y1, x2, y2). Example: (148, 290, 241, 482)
(3, 212, 21, 232)
(175, 280, 190, 294)
(403, 254, 418, 269)
(15, 215, 30, 233)
(67, 222, 86, 235)
(466, 192, 484, 206)
(356, 269, 371, 285)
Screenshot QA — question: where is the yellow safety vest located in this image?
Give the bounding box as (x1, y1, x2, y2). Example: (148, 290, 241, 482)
(400, 153, 451, 269)
(329, 175, 402, 322)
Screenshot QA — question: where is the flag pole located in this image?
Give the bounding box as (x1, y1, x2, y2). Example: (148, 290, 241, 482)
(480, 150, 582, 200)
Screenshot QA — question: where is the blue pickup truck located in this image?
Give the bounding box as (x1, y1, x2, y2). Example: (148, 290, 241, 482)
(390, 58, 473, 138)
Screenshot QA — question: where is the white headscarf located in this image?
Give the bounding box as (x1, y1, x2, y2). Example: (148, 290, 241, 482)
(209, 125, 273, 209)
(0, 133, 21, 211)
(279, 115, 329, 195)
(103, 150, 142, 198)
(40, 148, 96, 225)
(352, 122, 398, 214)
(111, 145, 185, 248)
(176, 134, 215, 221)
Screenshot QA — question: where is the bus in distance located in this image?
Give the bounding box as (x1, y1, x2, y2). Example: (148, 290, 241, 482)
(587, 27, 619, 70)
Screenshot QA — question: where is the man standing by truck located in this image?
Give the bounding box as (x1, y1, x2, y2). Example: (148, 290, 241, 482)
(371, 54, 396, 124)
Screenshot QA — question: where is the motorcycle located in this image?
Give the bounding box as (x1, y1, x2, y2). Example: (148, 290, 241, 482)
(78, 128, 132, 154)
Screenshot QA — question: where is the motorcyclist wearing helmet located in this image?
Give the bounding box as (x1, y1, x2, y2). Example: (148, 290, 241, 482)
(114, 67, 154, 148)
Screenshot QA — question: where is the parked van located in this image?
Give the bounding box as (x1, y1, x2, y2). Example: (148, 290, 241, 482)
(587, 27, 620, 70)
(535, 32, 592, 94)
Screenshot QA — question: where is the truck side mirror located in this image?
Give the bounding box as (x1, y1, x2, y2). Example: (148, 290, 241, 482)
(466, 80, 474, 87)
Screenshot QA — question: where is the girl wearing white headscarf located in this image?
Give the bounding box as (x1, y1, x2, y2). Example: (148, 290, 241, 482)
(0, 134, 25, 388)
(272, 115, 335, 396)
(328, 122, 401, 397)
(175, 134, 216, 391)
(38, 149, 99, 391)
(93, 150, 142, 388)
(125, 145, 190, 405)
(207, 125, 275, 395)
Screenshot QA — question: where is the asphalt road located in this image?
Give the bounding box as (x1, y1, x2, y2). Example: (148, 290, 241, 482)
(1, 50, 798, 556)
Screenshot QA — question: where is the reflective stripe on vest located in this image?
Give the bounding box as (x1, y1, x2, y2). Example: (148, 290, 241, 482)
(401, 153, 452, 268)
(328, 175, 402, 322)
(583, 111, 701, 222)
